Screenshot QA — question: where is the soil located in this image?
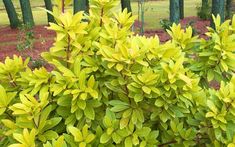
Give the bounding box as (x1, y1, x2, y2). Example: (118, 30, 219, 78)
(143, 16, 210, 41)
(0, 25, 55, 61)
(0, 16, 210, 61)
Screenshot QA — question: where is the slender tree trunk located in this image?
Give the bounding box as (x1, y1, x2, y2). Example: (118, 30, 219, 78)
(201, 0, 209, 12)
(179, 0, 184, 19)
(211, 0, 225, 28)
(74, 0, 89, 14)
(19, 0, 34, 27)
(199, 0, 209, 20)
(121, 0, 132, 13)
(170, 0, 180, 23)
(226, 0, 232, 19)
(44, 0, 54, 23)
(3, 0, 20, 28)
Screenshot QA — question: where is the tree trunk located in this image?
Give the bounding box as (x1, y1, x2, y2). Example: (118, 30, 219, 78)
(226, 0, 232, 19)
(179, 0, 184, 19)
(201, 0, 209, 12)
(19, 0, 34, 27)
(211, 0, 225, 28)
(121, 0, 132, 13)
(170, 0, 180, 23)
(3, 0, 20, 28)
(74, 0, 89, 14)
(44, 0, 54, 23)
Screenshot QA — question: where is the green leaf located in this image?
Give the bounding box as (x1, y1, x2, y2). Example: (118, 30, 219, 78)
(85, 134, 95, 143)
(57, 96, 71, 106)
(109, 100, 129, 106)
(84, 105, 95, 120)
(136, 127, 151, 137)
(100, 133, 111, 144)
(0, 85, 8, 107)
(39, 105, 52, 131)
(79, 70, 86, 90)
(87, 75, 95, 88)
(142, 86, 151, 94)
(78, 99, 86, 110)
(43, 130, 59, 140)
(112, 132, 122, 144)
(155, 99, 164, 107)
(124, 137, 133, 147)
(42, 117, 62, 132)
(110, 105, 129, 112)
(68, 126, 83, 142)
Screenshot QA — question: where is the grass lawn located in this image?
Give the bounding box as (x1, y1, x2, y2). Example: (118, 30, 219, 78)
(0, 0, 200, 29)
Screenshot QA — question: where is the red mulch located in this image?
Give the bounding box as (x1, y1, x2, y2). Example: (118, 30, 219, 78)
(0, 16, 210, 61)
(143, 16, 210, 41)
(0, 25, 55, 61)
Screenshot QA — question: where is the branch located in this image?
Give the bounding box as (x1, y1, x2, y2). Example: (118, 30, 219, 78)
(100, 7, 104, 27)
(158, 140, 177, 147)
(66, 36, 71, 67)
(8, 73, 17, 87)
(62, 0, 65, 13)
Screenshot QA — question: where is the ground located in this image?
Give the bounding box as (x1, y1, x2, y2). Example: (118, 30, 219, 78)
(0, 0, 199, 29)
(0, 16, 210, 61)
(0, 0, 206, 62)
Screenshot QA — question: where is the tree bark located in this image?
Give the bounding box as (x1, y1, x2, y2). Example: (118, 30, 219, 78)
(170, 0, 180, 24)
(179, 0, 184, 19)
(211, 0, 225, 28)
(3, 0, 20, 28)
(74, 0, 89, 14)
(44, 0, 54, 23)
(226, 0, 232, 19)
(201, 0, 209, 12)
(121, 0, 132, 13)
(19, 0, 34, 27)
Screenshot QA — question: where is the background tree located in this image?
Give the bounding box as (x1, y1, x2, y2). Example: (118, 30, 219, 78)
(226, 0, 232, 19)
(3, 0, 20, 28)
(74, 0, 89, 14)
(170, 0, 180, 23)
(121, 0, 132, 13)
(19, 0, 34, 27)
(44, 0, 54, 23)
(211, 0, 224, 28)
(179, 0, 184, 19)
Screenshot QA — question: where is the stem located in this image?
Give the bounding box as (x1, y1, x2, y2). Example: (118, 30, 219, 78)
(100, 7, 104, 27)
(158, 140, 177, 147)
(62, 0, 65, 13)
(226, 99, 234, 111)
(8, 73, 17, 87)
(5, 111, 14, 120)
(66, 36, 71, 67)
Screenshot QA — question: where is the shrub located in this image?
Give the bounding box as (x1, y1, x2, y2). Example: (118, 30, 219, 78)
(1, 0, 235, 146)
(159, 18, 172, 31)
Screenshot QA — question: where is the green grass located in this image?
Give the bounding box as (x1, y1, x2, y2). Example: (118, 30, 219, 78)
(0, 0, 200, 29)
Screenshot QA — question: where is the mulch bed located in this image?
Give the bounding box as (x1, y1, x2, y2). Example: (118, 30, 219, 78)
(0, 16, 210, 61)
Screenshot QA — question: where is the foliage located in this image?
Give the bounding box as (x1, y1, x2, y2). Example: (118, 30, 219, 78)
(1, 0, 235, 146)
(159, 18, 172, 31)
(30, 58, 46, 69)
(16, 24, 35, 51)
